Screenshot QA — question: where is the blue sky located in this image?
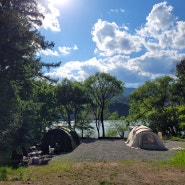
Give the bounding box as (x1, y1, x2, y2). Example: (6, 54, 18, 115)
(38, 0, 185, 87)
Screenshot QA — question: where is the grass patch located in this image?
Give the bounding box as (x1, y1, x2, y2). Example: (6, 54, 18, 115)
(0, 167, 7, 181)
(0, 161, 74, 182)
(0, 166, 26, 181)
(163, 136, 185, 141)
(169, 149, 185, 167)
(170, 137, 185, 141)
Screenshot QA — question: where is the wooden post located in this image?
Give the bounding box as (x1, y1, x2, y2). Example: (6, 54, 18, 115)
(158, 132, 162, 139)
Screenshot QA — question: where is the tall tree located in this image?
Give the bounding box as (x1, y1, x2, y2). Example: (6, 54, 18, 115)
(84, 72, 124, 137)
(107, 112, 126, 138)
(128, 76, 178, 135)
(175, 59, 185, 103)
(0, 0, 60, 148)
(35, 81, 60, 133)
(174, 59, 185, 133)
(75, 104, 94, 138)
(56, 79, 88, 128)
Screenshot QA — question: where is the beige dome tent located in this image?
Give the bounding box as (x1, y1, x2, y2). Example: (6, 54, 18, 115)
(125, 125, 167, 150)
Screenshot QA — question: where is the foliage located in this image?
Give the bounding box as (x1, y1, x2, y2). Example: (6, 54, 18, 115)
(84, 72, 124, 137)
(106, 112, 127, 137)
(56, 79, 88, 127)
(177, 105, 185, 131)
(109, 102, 129, 117)
(175, 59, 185, 103)
(75, 105, 94, 138)
(128, 58, 185, 136)
(0, 0, 60, 149)
(128, 76, 181, 135)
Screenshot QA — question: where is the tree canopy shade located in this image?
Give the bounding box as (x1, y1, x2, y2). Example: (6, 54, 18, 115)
(84, 72, 124, 137)
(0, 0, 60, 149)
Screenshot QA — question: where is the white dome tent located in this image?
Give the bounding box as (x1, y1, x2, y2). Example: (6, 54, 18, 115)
(125, 125, 167, 150)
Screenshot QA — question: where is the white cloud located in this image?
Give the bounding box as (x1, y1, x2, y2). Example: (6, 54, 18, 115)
(110, 8, 125, 13)
(92, 19, 142, 56)
(38, 0, 60, 32)
(39, 45, 78, 57)
(173, 21, 185, 49)
(58, 45, 78, 55)
(146, 2, 176, 32)
(46, 55, 151, 87)
(47, 58, 101, 81)
(40, 49, 59, 56)
(136, 1, 185, 52)
(46, 2, 185, 87)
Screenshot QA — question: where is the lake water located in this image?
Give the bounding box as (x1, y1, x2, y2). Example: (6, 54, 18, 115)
(76, 120, 129, 138)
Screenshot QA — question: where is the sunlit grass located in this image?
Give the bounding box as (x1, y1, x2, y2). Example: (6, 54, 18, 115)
(0, 161, 73, 182)
(169, 150, 185, 167)
(0, 166, 25, 181)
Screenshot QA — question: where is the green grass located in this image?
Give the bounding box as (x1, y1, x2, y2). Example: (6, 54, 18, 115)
(0, 161, 74, 182)
(163, 136, 185, 141)
(169, 149, 185, 167)
(0, 167, 8, 181)
(170, 137, 185, 141)
(0, 166, 26, 181)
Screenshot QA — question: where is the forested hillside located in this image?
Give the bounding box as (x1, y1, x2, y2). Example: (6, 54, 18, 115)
(109, 88, 136, 117)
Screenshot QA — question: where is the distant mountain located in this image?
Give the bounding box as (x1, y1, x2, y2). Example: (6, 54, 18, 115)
(124, 87, 136, 96)
(108, 87, 136, 117)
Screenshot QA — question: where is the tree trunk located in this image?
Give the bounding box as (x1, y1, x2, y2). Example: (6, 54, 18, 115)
(101, 106, 105, 138)
(95, 119, 100, 138)
(67, 113, 71, 128)
(81, 128, 84, 138)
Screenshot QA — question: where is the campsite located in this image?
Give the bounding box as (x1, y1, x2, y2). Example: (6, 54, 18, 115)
(1, 0, 185, 184)
(0, 125, 185, 184)
(7, 125, 171, 166)
(0, 138, 185, 185)
(1, 126, 185, 184)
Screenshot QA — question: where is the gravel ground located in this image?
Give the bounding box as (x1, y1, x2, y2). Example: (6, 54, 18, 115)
(52, 139, 185, 162)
